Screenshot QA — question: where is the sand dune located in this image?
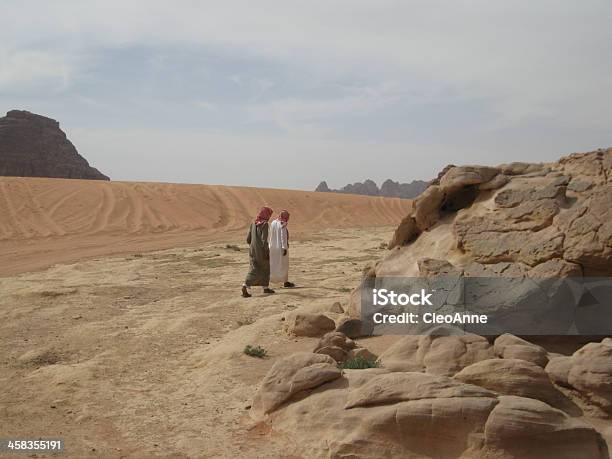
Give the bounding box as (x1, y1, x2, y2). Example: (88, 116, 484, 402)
(0, 177, 412, 276)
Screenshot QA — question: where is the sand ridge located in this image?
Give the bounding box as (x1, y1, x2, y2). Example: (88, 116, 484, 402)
(0, 177, 412, 276)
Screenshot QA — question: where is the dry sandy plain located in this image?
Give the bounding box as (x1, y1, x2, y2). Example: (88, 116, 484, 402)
(0, 177, 411, 458)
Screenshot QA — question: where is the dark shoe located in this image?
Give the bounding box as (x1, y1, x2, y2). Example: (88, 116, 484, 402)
(284, 282, 295, 288)
(263, 288, 275, 294)
(242, 286, 252, 298)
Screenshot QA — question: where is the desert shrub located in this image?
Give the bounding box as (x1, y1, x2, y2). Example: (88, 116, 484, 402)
(340, 355, 379, 370)
(244, 345, 267, 358)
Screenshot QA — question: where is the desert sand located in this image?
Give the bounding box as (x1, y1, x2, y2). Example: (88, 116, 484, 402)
(0, 177, 410, 457)
(0, 177, 411, 277)
(0, 223, 395, 458)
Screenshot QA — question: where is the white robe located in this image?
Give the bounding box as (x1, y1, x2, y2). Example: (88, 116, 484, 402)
(269, 219, 289, 283)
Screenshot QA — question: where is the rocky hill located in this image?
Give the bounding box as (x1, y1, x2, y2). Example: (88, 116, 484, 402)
(250, 148, 612, 458)
(316, 178, 427, 199)
(0, 110, 109, 180)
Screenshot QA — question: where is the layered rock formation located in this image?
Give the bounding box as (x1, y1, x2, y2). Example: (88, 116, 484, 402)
(251, 333, 610, 458)
(0, 110, 109, 180)
(382, 149, 611, 277)
(252, 148, 612, 458)
(316, 178, 428, 199)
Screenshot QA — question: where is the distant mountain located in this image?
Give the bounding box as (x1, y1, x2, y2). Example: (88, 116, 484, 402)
(315, 178, 428, 199)
(0, 110, 109, 180)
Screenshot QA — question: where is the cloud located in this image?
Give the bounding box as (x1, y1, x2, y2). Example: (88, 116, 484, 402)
(1, 1, 611, 187)
(0, 48, 77, 93)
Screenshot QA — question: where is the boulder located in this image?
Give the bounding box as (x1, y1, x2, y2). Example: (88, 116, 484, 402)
(494, 334, 549, 367)
(283, 313, 336, 337)
(454, 359, 570, 409)
(483, 396, 607, 459)
(250, 353, 341, 419)
(377, 333, 495, 376)
(313, 331, 356, 363)
(335, 317, 372, 339)
(546, 339, 612, 414)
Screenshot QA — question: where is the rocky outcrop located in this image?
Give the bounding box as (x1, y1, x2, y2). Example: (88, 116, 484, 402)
(546, 338, 612, 415)
(252, 345, 609, 458)
(252, 149, 612, 458)
(376, 332, 495, 376)
(384, 148, 611, 278)
(0, 110, 109, 180)
(315, 178, 428, 199)
(494, 334, 549, 368)
(250, 352, 341, 419)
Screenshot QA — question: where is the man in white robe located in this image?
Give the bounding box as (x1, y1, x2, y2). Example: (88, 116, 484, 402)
(269, 210, 295, 287)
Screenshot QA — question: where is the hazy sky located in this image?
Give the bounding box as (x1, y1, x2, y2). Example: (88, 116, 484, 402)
(1, 1, 611, 189)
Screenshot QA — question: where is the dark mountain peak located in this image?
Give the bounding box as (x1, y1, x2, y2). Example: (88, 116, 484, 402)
(0, 110, 109, 181)
(316, 178, 428, 199)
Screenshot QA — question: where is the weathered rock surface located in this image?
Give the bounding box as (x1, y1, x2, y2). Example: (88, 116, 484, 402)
(377, 333, 495, 376)
(345, 371, 496, 409)
(250, 352, 341, 419)
(313, 331, 356, 362)
(494, 333, 549, 367)
(313, 332, 378, 364)
(546, 338, 612, 415)
(283, 312, 336, 337)
(454, 358, 570, 409)
(384, 148, 612, 277)
(482, 396, 607, 459)
(0, 110, 109, 180)
(254, 354, 607, 458)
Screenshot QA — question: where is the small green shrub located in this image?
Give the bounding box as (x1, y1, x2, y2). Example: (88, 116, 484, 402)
(244, 345, 267, 358)
(340, 356, 379, 370)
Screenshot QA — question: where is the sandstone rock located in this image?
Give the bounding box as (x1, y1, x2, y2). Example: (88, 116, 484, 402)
(388, 215, 418, 248)
(417, 258, 461, 276)
(0, 110, 109, 180)
(479, 173, 510, 190)
(483, 396, 607, 459)
(546, 339, 612, 414)
(377, 333, 495, 376)
(414, 185, 444, 230)
(494, 334, 549, 367)
(251, 352, 341, 419)
(283, 313, 336, 337)
(335, 317, 372, 339)
(454, 359, 569, 409)
(439, 165, 499, 193)
(346, 371, 496, 409)
(313, 331, 356, 363)
(499, 162, 546, 176)
(263, 368, 606, 458)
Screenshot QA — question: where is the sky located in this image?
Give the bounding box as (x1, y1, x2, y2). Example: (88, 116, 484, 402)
(1, 1, 611, 190)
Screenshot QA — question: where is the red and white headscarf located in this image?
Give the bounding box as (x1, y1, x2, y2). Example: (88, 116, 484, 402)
(254, 206, 273, 226)
(279, 209, 290, 226)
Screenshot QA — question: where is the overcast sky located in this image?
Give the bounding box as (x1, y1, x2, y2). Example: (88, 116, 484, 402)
(1, 1, 611, 189)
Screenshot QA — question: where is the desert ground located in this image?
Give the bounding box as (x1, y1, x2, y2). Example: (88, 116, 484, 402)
(0, 177, 408, 458)
(0, 176, 411, 276)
